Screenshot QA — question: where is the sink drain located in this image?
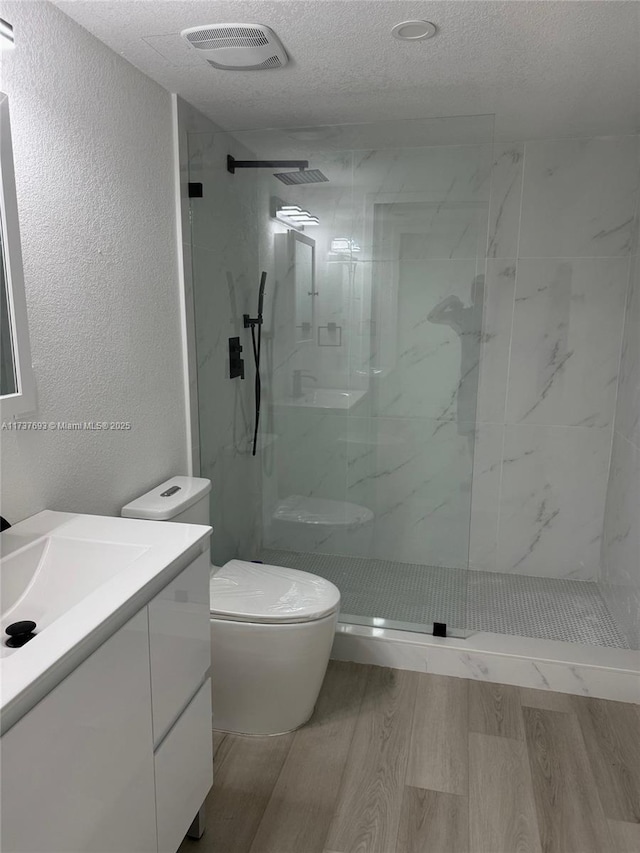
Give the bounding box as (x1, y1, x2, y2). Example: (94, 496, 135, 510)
(5, 620, 37, 648)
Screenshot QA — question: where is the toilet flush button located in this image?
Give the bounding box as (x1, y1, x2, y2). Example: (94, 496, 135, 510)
(160, 485, 182, 497)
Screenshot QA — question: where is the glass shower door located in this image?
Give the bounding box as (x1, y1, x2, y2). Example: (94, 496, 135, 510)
(189, 116, 494, 638)
(337, 132, 493, 636)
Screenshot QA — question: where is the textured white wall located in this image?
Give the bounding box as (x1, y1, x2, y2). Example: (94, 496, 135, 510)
(0, 1, 187, 522)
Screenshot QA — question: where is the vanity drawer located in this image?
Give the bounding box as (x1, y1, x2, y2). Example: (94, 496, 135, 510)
(148, 552, 210, 744)
(154, 679, 213, 853)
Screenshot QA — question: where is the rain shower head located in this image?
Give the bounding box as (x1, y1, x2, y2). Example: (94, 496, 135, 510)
(226, 156, 329, 184)
(273, 169, 329, 185)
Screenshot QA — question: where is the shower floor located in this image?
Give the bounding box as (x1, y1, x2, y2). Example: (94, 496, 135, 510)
(260, 549, 630, 649)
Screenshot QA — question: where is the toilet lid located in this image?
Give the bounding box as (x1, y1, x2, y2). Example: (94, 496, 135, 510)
(273, 495, 374, 527)
(210, 559, 341, 624)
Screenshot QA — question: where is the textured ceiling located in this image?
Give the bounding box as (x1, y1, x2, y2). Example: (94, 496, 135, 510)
(53, 0, 640, 141)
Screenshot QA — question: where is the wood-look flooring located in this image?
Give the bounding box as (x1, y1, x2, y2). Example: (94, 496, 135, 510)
(179, 661, 640, 853)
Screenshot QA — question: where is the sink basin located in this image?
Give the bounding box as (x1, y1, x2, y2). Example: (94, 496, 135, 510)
(0, 510, 211, 733)
(1, 537, 148, 647)
(1, 538, 48, 616)
(277, 387, 367, 410)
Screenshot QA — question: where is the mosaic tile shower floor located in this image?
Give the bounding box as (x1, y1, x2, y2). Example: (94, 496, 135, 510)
(260, 549, 630, 649)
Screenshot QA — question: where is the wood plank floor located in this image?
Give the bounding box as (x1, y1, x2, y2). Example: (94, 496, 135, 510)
(180, 661, 640, 853)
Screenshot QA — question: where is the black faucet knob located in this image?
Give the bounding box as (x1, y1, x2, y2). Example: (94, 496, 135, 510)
(5, 620, 37, 647)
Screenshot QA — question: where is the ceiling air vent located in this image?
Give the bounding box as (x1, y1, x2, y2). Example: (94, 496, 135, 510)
(181, 23, 288, 70)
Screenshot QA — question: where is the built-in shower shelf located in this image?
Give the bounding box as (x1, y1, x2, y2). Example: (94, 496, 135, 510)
(275, 388, 367, 410)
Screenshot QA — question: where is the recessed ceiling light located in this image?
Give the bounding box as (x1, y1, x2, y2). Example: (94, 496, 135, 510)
(391, 20, 437, 42)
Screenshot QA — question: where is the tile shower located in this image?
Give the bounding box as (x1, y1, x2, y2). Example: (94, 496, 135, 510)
(187, 117, 639, 652)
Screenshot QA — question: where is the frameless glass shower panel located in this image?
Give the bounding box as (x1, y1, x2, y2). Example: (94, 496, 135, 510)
(189, 116, 494, 637)
(188, 130, 263, 567)
(244, 117, 493, 636)
(246, 144, 356, 558)
(346, 140, 492, 580)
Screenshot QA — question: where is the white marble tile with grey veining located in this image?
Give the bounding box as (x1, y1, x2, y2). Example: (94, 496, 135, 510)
(353, 144, 492, 203)
(505, 258, 628, 428)
(354, 144, 492, 261)
(189, 132, 262, 254)
(497, 424, 612, 578)
(469, 423, 504, 571)
(486, 143, 524, 258)
(476, 260, 516, 424)
(518, 136, 639, 258)
(601, 433, 640, 650)
(371, 202, 487, 261)
(374, 259, 482, 421)
(332, 626, 640, 703)
(346, 417, 474, 567)
(615, 255, 640, 448)
(427, 652, 640, 703)
(271, 407, 348, 504)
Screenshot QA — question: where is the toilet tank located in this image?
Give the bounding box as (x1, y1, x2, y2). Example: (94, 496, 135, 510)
(121, 476, 211, 525)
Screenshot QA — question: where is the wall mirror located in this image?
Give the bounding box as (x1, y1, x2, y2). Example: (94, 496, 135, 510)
(291, 230, 315, 344)
(274, 228, 316, 345)
(0, 92, 35, 417)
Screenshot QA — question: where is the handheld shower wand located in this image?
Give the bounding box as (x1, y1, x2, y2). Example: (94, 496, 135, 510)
(244, 271, 267, 456)
(257, 270, 266, 319)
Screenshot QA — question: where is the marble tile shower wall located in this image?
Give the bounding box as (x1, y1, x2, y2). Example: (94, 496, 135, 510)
(470, 135, 640, 580)
(601, 205, 639, 647)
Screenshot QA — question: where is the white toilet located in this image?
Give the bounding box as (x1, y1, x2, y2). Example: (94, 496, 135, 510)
(121, 476, 341, 736)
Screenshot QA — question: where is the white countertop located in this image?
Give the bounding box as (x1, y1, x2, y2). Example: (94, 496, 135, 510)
(0, 511, 211, 734)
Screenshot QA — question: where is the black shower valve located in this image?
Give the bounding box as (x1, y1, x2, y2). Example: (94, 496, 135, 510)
(229, 336, 245, 380)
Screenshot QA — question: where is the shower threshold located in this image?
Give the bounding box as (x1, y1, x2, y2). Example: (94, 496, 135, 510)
(260, 549, 630, 650)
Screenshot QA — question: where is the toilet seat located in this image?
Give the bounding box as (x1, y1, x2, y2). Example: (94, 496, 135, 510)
(210, 559, 340, 625)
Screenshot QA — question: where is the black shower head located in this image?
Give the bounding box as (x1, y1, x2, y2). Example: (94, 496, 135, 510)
(273, 168, 329, 185)
(227, 155, 328, 184)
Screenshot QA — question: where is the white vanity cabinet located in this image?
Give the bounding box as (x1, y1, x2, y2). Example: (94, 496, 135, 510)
(0, 554, 212, 853)
(149, 551, 213, 853)
(1, 609, 158, 853)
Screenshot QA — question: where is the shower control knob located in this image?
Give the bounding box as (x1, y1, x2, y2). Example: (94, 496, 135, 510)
(5, 620, 37, 648)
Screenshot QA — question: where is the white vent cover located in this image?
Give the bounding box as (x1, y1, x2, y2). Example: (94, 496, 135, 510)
(181, 23, 288, 70)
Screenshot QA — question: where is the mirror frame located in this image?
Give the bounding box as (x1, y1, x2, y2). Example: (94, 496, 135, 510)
(0, 91, 35, 418)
